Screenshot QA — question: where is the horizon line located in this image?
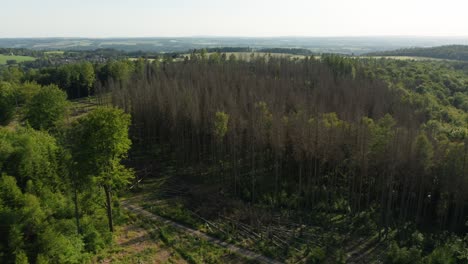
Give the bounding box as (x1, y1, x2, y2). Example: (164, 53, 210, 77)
(2, 35, 468, 39)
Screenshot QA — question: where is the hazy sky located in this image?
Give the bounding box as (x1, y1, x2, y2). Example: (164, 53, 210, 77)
(2, 0, 468, 37)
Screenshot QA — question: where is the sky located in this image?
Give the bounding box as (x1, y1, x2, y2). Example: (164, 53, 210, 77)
(1, 0, 468, 38)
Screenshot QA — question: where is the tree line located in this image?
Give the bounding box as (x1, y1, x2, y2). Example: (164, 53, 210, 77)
(1, 59, 143, 99)
(366, 45, 468, 61)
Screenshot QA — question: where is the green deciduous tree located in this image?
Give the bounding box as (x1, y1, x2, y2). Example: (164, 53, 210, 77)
(0, 127, 60, 188)
(15, 82, 41, 105)
(107, 60, 135, 82)
(25, 84, 68, 130)
(70, 107, 133, 232)
(213, 111, 229, 139)
(0, 82, 16, 125)
(1, 66, 24, 83)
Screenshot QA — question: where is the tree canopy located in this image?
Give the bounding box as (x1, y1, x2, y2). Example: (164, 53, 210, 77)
(24, 84, 68, 130)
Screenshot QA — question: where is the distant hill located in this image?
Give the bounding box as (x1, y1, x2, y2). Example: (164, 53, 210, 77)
(366, 45, 468, 61)
(1, 37, 468, 55)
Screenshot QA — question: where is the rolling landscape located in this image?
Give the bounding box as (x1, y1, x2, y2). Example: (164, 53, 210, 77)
(1, 36, 468, 54)
(1, 0, 467, 263)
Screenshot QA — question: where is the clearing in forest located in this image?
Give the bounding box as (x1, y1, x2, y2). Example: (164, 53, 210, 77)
(91, 221, 186, 264)
(0, 54, 36, 64)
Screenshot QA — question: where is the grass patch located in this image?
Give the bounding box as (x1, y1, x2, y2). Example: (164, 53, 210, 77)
(89, 213, 185, 264)
(139, 216, 251, 264)
(0, 54, 36, 65)
(44, 50, 65, 55)
(143, 199, 203, 229)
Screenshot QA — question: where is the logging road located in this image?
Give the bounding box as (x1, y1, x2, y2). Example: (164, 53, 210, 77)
(121, 200, 284, 264)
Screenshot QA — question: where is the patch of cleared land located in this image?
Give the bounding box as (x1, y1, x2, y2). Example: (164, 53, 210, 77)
(90, 217, 187, 264)
(0, 54, 36, 64)
(44, 50, 65, 55)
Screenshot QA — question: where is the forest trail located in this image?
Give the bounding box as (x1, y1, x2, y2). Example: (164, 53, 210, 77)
(121, 200, 284, 264)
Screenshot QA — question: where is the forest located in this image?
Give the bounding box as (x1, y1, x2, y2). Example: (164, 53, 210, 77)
(367, 45, 468, 61)
(108, 53, 467, 262)
(0, 49, 467, 263)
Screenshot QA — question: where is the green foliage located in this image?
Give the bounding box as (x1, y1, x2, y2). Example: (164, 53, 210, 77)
(0, 122, 116, 263)
(55, 62, 96, 98)
(14, 250, 28, 264)
(410, 231, 425, 248)
(21, 62, 97, 99)
(366, 114, 396, 162)
(106, 60, 135, 82)
(0, 82, 16, 125)
(322, 54, 356, 79)
(350, 211, 378, 236)
(15, 82, 41, 105)
(413, 132, 434, 173)
(70, 107, 133, 232)
(213, 111, 229, 139)
(144, 201, 202, 229)
(81, 225, 106, 253)
(0, 127, 59, 188)
(367, 45, 468, 61)
(385, 236, 466, 264)
(1, 66, 23, 83)
(255, 101, 273, 131)
(37, 227, 84, 263)
(363, 59, 468, 138)
(0, 174, 23, 207)
(424, 246, 456, 264)
(71, 107, 132, 182)
(385, 241, 422, 264)
(0, 174, 84, 263)
(306, 247, 326, 264)
(25, 84, 68, 130)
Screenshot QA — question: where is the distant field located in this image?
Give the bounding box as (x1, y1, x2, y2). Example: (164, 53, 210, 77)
(44, 50, 65, 55)
(360, 55, 455, 61)
(0, 54, 36, 65)
(128, 57, 157, 62)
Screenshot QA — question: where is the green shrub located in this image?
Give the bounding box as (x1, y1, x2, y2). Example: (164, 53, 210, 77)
(424, 246, 456, 264)
(15, 250, 28, 264)
(306, 246, 326, 264)
(351, 211, 377, 236)
(385, 241, 422, 264)
(82, 226, 105, 253)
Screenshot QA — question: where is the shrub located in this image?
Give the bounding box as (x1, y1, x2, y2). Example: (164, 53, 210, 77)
(385, 241, 422, 264)
(424, 246, 456, 264)
(306, 247, 326, 264)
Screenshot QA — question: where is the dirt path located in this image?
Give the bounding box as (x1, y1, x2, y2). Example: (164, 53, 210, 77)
(91, 221, 187, 264)
(122, 201, 284, 264)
